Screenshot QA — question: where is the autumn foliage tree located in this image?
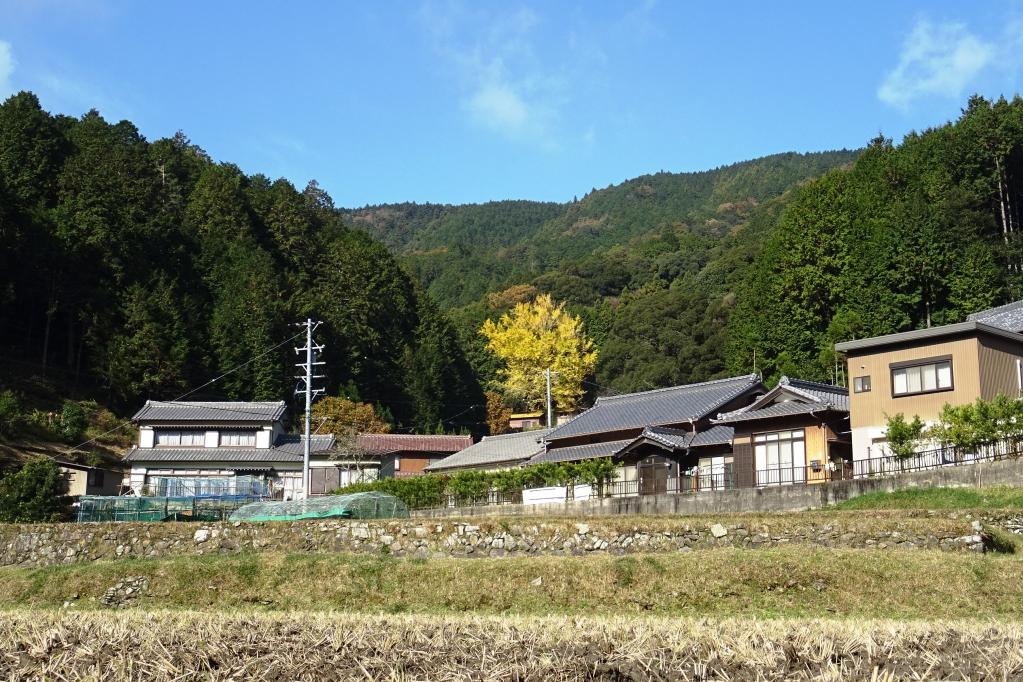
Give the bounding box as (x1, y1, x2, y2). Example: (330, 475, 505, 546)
(485, 391, 512, 435)
(480, 293, 597, 413)
(311, 396, 391, 479)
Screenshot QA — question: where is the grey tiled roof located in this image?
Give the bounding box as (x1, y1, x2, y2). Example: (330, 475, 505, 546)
(527, 439, 633, 465)
(714, 376, 848, 424)
(124, 434, 335, 464)
(777, 378, 849, 409)
(968, 299, 1023, 332)
(271, 434, 336, 456)
(132, 401, 287, 423)
(545, 374, 763, 442)
(619, 424, 735, 456)
(715, 400, 845, 423)
(125, 448, 302, 463)
(689, 424, 736, 447)
(427, 429, 550, 472)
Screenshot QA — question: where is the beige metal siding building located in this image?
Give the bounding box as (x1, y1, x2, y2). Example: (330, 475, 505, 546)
(835, 319, 1023, 461)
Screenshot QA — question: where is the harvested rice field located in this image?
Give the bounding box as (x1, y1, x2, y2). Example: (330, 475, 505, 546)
(3, 547, 1023, 619)
(2, 610, 1022, 680)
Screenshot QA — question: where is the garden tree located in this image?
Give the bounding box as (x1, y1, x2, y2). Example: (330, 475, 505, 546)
(884, 413, 926, 459)
(485, 391, 512, 435)
(927, 395, 1023, 451)
(313, 396, 390, 481)
(481, 293, 598, 412)
(0, 457, 70, 522)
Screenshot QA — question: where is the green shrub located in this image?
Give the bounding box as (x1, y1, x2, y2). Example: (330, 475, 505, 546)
(331, 458, 619, 509)
(56, 401, 87, 443)
(0, 457, 71, 523)
(0, 390, 20, 436)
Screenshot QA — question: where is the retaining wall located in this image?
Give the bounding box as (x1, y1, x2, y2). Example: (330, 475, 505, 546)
(2, 511, 1015, 567)
(412, 457, 1023, 519)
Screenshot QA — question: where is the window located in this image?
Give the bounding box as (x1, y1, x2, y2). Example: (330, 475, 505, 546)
(853, 376, 871, 393)
(891, 358, 953, 397)
(754, 429, 806, 486)
(220, 431, 256, 446)
(155, 430, 205, 446)
(87, 469, 105, 487)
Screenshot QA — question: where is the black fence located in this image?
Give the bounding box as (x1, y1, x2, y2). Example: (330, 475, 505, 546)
(853, 436, 1023, 478)
(606, 467, 737, 498)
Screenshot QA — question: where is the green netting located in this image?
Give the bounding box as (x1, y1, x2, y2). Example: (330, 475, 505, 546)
(77, 495, 262, 523)
(229, 492, 409, 522)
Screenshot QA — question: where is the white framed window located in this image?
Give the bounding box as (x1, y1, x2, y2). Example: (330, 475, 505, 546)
(754, 429, 806, 486)
(220, 431, 256, 447)
(891, 358, 952, 397)
(155, 430, 205, 446)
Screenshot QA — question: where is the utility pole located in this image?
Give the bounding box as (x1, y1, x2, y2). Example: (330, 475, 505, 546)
(545, 367, 554, 428)
(295, 318, 325, 500)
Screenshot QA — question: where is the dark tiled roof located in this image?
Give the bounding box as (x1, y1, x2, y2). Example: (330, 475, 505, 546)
(968, 299, 1023, 332)
(545, 374, 763, 441)
(527, 439, 633, 465)
(618, 424, 735, 456)
(690, 424, 736, 447)
(270, 434, 336, 456)
(355, 433, 473, 455)
(125, 448, 301, 463)
(132, 401, 287, 423)
(124, 434, 335, 464)
(714, 376, 848, 424)
(427, 429, 550, 472)
(715, 400, 845, 423)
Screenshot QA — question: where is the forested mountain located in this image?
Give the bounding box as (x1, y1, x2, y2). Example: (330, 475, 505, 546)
(727, 95, 1023, 383)
(4, 88, 1018, 435)
(347, 151, 859, 394)
(0, 92, 482, 432)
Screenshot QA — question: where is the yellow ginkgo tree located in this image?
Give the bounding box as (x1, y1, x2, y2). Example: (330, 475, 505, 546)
(480, 293, 598, 413)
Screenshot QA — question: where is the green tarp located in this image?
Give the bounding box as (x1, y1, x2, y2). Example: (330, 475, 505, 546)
(229, 491, 409, 522)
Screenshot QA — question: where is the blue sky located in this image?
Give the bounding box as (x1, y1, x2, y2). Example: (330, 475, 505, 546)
(1, 1, 1022, 207)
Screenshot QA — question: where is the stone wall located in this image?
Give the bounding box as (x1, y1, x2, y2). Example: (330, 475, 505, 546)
(413, 457, 1023, 519)
(3, 512, 1014, 567)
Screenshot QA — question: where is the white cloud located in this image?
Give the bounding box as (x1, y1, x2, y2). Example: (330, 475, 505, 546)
(419, 2, 566, 146)
(878, 20, 994, 109)
(0, 41, 15, 98)
(466, 82, 530, 132)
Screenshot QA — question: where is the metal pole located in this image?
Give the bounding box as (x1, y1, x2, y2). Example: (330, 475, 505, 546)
(545, 367, 553, 428)
(303, 317, 312, 500)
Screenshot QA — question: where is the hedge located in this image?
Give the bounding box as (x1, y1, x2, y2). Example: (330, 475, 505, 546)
(332, 458, 618, 510)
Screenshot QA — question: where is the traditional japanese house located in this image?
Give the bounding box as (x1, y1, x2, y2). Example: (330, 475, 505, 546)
(713, 377, 850, 487)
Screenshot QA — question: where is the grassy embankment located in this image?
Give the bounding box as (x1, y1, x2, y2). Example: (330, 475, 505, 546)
(3, 547, 1023, 619)
(831, 485, 1023, 511)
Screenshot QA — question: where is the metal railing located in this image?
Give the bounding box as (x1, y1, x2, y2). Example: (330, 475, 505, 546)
(443, 489, 523, 508)
(754, 462, 850, 487)
(853, 437, 1023, 478)
(606, 467, 737, 498)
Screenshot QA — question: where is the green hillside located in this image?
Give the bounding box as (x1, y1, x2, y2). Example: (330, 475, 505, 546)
(347, 151, 858, 393)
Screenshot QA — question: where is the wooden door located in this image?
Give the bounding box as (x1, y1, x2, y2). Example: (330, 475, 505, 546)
(638, 456, 669, 495)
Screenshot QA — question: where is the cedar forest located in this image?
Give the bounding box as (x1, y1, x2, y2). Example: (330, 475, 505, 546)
(1, 92, 1022, 436)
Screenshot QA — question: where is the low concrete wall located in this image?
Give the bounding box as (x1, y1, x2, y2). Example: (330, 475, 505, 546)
(412, 457, 1023, 519)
